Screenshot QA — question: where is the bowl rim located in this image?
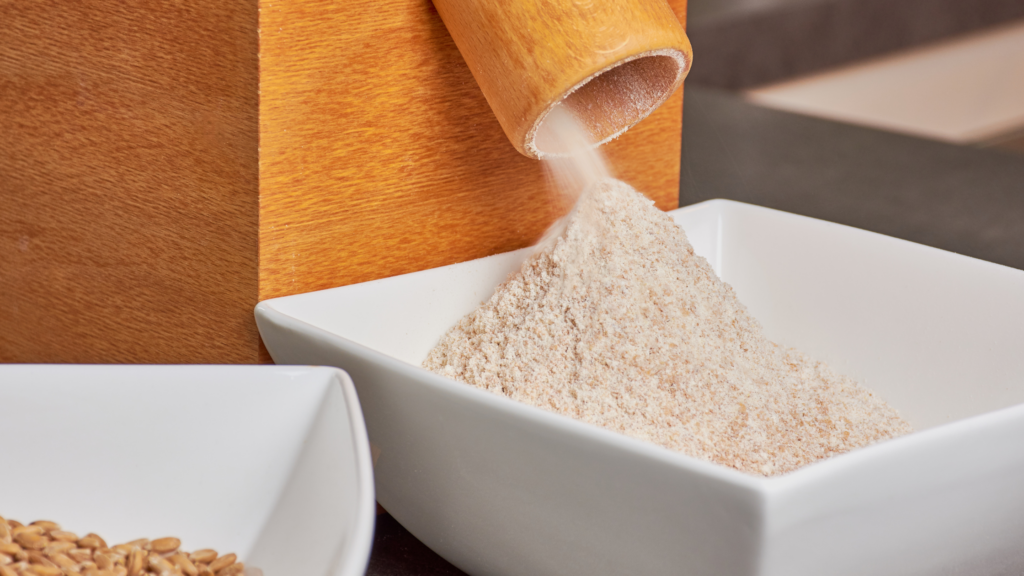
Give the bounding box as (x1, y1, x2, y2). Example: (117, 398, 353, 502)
(0, 364, 378, 576)
(255, 198, 1024, 496)
(259, 297, 1024, 498)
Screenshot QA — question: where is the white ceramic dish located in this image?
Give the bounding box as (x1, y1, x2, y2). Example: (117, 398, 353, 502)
(256, 200, 1024, 576)
(0, 365, 375, 576)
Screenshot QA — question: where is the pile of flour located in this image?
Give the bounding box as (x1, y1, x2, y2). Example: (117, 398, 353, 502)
(423, 177, 911, 476)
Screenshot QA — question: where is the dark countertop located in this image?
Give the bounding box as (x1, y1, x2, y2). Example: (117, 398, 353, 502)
(364, 86, 1024, 575)
(367, 513, 468, 576)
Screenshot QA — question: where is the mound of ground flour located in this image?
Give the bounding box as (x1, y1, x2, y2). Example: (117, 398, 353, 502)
(423, 178, 911, 476)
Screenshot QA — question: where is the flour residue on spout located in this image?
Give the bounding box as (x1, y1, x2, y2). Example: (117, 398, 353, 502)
(423, 109, 911, 476)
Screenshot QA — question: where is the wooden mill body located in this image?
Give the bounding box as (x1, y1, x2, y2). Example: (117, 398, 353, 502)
(0, 0, 687, 363)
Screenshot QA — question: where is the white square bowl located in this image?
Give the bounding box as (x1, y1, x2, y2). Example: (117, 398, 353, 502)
(255, 200, 1024, 576)
(0, 364, 375, 576)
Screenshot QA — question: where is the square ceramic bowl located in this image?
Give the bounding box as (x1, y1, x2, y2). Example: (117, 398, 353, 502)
(255, 200, 1024, 576)
(0, 365, 375, 576)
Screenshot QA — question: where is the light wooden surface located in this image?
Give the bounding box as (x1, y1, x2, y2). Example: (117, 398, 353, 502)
(1, 0, 686, 363)
(258, 0, 688, 301)
(432, 0, 691, 157)
(0, 0, 261, 363)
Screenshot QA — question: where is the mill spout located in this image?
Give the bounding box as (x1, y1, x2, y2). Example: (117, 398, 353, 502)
(432, 0, 693, 159)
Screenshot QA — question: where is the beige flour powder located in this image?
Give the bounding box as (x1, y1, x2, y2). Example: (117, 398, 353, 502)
(423, 177, 911, 476)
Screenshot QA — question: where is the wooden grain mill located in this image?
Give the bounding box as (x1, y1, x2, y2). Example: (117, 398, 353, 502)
(0, 0, 690, 363)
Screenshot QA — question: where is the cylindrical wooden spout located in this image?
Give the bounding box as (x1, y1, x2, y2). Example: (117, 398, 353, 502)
(432, 0, 692, 159)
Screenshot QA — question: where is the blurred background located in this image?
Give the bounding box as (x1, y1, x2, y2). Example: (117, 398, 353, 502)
(677, 0, 1024, 275)
(686, 0, 1024, 153)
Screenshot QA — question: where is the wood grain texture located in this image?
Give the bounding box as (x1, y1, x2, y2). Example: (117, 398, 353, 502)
(0, 0, 260, 363)
(432, 0, 691, 156)
(258, 0, 688, 302)
(1, 0, 685, 363)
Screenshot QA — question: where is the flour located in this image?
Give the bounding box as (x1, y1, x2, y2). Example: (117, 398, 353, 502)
(423, 112, 911, 476)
